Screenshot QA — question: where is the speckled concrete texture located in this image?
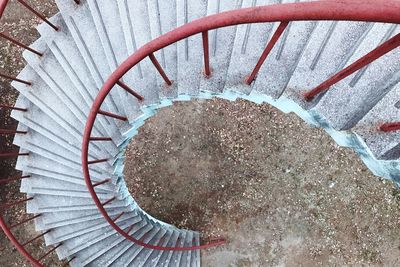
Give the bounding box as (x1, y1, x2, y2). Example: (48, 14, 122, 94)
(124, 98, 400, 266)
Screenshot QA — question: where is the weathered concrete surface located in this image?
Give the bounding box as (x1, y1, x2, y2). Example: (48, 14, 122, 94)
(125, 98, 400, 266)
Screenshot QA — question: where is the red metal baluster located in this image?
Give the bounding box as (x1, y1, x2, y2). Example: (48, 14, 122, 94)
(0, 128, 28, 135)
(126, 223, 136, 234)
(112, 212, 125, 222)
(10, 214, 41, 229)
(88, 158, 109, 165)
(0, 32, 43, 56)
(304, 32, 400, 101)
(0, 175, 30, 185)
(92, 178, 111, 187)
(15, 0, 58, 31)
(21, 230, 51, 247)
(0, 152, 29, 159)
(116, 80, 144, 101)
(98, 109, 128, 121)
(148, 53, 172, 86)
(380, 122, 400, 132)
(202, 31, 211, 77)
(0, 72, 31, 85)
(246, 21, 289, 85)
(89, 137, 112, 141)
(102, 197, 116, 207)
(0, 104, 28, 112)
(0, 197, 33, 209)
(37, 243, 62, 262)
(63, 256, 76, 267)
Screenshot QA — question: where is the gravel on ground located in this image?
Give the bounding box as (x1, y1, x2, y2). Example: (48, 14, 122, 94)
(124, 98, 400, 267)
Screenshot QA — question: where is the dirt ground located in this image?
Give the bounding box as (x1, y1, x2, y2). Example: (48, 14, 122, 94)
(124, 99, 400, 266)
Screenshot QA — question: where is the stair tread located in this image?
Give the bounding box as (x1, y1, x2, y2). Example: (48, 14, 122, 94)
(314, 24, 400, 130)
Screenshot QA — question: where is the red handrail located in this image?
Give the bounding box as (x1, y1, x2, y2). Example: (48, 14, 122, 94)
(0, 0, 8, 18)
(82, 0, 400, 251)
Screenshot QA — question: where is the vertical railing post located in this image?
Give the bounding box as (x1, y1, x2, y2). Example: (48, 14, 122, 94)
(15, 0, 58, 31)
(202, 31, 211, 77)
(246, 21, 289, 85)
(0, 73, 31, 85)
(149, 53, 173, 86)
(0, 32, 43, 56)
(304, 32, 400, 101)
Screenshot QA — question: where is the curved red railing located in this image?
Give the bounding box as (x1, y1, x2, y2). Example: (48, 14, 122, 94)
(82, 0, 400, 251)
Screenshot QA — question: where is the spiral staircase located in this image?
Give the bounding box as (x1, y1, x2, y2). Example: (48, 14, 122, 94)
(1, 0, 400, 266)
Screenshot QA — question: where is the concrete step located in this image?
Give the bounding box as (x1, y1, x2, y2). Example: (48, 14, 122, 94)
(15, 159, 115, 196)
(35, 207, 127, 231)
(24, 39, 123, 154)
(314, 24, 400, 130)
(70, 218, 151, 265)
(11, 67, 100, 152)
(45, 211, 137, 246)
(26, 194, 129, 214)
(107, 221, 155, 267)
(37, 13, 128, 138)
(13, 123, 111, 174)
(192, 232, 201, 267)
(224, 0, 281, 96)
(155, 231, 181, 266)
(58, 217, 139, 260)
(15, 150, 110, 183)
(20, 174, 113, 200)
(86, 0, 140, 121)
(90, 220, 156, 266)
(140, 229, 174, 267)
(55, 0, 128, 121)
(169, 231, 188, 266)
(116, 0, 160, 107)
(285, 21, 374, 108)
(22, 38, 120, 150)
(11, 68, 115, 166)
(180, 231, 195, 267)
(11, 96, 105, 160)
(252, 17, 316, 99)
(147, 0, 179, 99)
(176, 0, 208, 97)
(353, 78, 400, 160)
(83, 226, 163, 266)
(131, 228, 169, 267)
(200, 0, 244, 95)
(120, 226, 163, 266)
